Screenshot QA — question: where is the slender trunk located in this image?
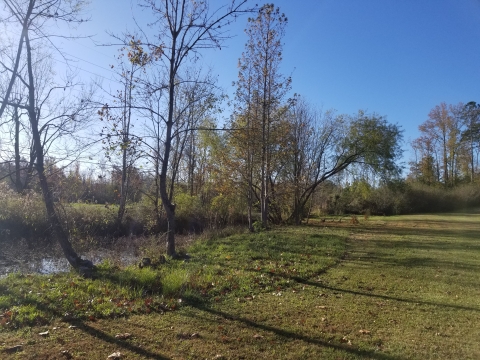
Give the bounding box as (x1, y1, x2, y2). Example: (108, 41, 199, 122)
(247, 152, 254, 232)
(188, 130, 195, 196)
(25, 32, 92, 275)
(260, 48, 269, 229)
(443, 134, 448, 186)
(154, 152, 162, 232)
(160, 43, 178, 257)
(117, 145, 128, 224)
(471, 134, 475, 182)
(0, 0, 33, 120)
(13, 105, 23, 192)
(117, 70, 134, 224)
(246, 106, 254, 231)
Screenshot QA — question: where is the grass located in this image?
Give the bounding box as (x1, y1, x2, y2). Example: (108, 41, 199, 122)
(0, 214, 479, 359)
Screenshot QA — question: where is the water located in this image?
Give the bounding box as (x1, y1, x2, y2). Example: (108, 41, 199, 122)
(0, 234, 194, 277)
(0, 239, 146, 277)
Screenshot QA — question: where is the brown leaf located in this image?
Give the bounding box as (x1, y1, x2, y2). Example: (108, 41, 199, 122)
(359, 329, 371, 335)
(316, 305, 327, 309)
(253, 334, 264, 339)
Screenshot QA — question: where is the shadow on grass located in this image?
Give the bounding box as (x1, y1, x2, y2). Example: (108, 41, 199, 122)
(346, 223, 480, 247)
(15, 296, 169, 360)
(352, 253, 480, 273)
(262, 270, 480, 313)
(189, 303, 406, 360)
(67, 320, 169, 360)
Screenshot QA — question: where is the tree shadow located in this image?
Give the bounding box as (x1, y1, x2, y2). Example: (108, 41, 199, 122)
(7, 295, 169, 360)
(258, 270, 480, 313)
(189, 303, 406, 360)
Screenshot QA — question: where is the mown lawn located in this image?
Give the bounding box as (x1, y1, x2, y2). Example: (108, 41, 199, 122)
(0, 214, 479, 359)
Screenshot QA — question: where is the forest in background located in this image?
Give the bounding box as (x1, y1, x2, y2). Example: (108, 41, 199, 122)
(1, 1, 480, 272)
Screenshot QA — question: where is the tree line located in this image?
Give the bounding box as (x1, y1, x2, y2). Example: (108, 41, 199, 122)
(5, 1, 470, 275)
(409, 101, 480, 186)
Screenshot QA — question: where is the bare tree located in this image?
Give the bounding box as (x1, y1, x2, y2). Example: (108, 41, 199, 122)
(140, 0, 253, 256)
(99, 37, 153, 225)
(0, 0, 95, 275)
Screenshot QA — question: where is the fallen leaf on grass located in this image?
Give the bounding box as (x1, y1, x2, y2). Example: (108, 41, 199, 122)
(359, 329, 371, 335)
(115, 333, 132, 340)
(316, 306, 327, 309)
(340, 336, 352, 345)
(107, 351, 123, 359)
(68, 325, 77, 330)
(39, 331, 49, 336)
(253, 334, 264, 339)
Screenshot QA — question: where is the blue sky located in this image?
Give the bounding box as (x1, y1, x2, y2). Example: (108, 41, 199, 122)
(61, 0, 480, 167)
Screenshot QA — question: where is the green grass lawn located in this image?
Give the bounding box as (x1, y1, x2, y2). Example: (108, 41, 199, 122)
(0, 214, 479, 359)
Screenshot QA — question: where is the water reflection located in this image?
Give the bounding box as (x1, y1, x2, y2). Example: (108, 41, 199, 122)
(0, 244, 142, 277)
(0, 234, 194, 277)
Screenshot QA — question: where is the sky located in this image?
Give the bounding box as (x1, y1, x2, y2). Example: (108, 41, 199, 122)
(52, 0, 480, 168)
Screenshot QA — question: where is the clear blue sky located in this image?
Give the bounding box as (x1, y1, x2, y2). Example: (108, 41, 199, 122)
(61, 0, 480, 167)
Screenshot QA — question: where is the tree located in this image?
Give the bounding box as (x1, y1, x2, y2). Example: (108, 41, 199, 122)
(234, 3, 290, 228)
(287, 110, 403, 223)
(0, 91, 35, 193)
(409, 136, 437, 185)
(0, 0, 95, 275)
(461, 101, 480, 182)
(99, 37, 154, 225)
(418, 102, 463, 186)
(140, 0, 252, 256)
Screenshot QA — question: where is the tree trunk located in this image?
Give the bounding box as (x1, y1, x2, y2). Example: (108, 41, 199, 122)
(160, 42, 178, 257)
(13, 105, 22, 192)
(25, 31, 93, 276)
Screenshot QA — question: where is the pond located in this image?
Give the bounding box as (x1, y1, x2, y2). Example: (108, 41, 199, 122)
(0, 236, 157, 277)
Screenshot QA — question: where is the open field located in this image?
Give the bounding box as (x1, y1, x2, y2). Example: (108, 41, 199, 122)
(0, 214, 479, 359)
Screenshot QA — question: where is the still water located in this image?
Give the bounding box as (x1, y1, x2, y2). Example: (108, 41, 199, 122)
(0, 238, 146, 277)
